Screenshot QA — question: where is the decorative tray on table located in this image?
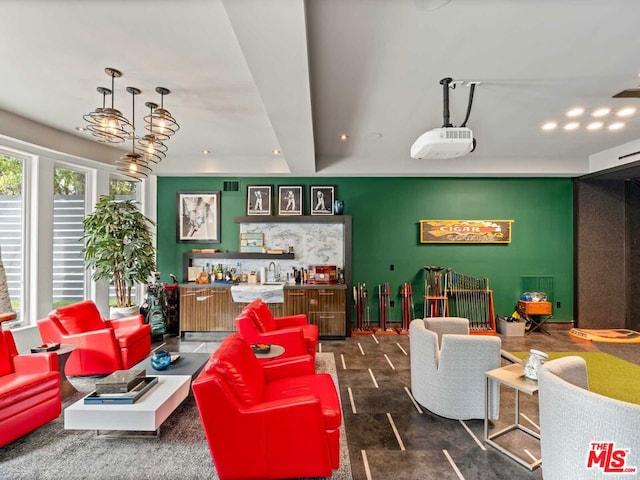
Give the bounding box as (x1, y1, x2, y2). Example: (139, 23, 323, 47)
(30, 343, 61, 353)
(83, 377, 159, 405)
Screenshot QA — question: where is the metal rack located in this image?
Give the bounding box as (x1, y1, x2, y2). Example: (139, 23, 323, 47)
(423, 266, 449, 317)
(447, 270, 495, 334)
(423, 266, 495, 333)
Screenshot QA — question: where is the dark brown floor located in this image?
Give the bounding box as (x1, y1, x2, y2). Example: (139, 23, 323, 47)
(159, 328, 640, 480)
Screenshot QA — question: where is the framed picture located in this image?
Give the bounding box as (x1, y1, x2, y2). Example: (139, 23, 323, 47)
(176, 191, 221, 243)
(310, 186, 335, 215)
(246, 185, 272, 216)
(278, 185, 303, 216)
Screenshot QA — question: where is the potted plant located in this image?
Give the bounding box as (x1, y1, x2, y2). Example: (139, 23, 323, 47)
(82, 195, 156, 317)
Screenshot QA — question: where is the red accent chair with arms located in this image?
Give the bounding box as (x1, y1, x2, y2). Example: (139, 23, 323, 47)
(192, 334, 341, 480)
(37, 300, 151, 376)
(236, 298, 318, 360)
(0, 330, 61, 447)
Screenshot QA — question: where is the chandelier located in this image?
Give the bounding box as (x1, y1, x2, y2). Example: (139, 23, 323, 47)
(82, 67, 180, 181)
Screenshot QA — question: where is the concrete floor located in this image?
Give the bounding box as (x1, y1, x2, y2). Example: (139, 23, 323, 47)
(160, 327, 640, 480)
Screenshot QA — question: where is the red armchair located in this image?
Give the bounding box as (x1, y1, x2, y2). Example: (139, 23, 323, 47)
(0, 330, 61, 447)
(236, 299, 318, 360)
(37, 300, 151, 376)
(192, 334, 341, 480)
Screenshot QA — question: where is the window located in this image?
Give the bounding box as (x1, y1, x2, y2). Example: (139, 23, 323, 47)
(0, 142, 153, 324)
(0, 152, 24, 323)
(110, 178, 137, 198)
(52, 167, 87, 309)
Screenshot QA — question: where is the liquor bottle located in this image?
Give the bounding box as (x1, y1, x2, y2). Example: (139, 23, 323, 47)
(216, 264, 223, 281)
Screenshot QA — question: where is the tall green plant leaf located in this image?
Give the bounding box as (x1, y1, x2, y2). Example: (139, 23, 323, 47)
(82, 195, 156, 307)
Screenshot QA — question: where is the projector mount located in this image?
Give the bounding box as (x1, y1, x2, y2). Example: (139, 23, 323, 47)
(440, 77, 477, 131)
(409, 77, 480, 159)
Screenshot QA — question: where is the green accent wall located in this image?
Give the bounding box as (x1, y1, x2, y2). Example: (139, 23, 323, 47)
(157, 177, 573, 323)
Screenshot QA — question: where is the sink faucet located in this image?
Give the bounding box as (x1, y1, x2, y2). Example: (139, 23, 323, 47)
(268, 262, 277, 282)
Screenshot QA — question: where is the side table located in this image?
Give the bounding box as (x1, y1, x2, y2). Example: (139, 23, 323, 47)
(484, 363, 541, 470)
(45, 344, 79, 400)
(0, 312, 17, 323)
(253, 344, 285, 360)
(517, 300, 552, 335)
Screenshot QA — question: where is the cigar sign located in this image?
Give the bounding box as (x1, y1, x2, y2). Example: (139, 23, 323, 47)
(419, 220, 514, 244)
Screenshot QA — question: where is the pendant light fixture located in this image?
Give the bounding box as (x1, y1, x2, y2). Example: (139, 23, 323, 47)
(82, 67, 179, 180)
(115, 87, 151, 181)
(144, 87, 180, 141)
(83, 86, 113, 142)
(83, 68, 133, 143)
(137, 102, 168, 164)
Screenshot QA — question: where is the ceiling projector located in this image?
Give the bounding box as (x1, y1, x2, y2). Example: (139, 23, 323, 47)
(411, 77, 478, 160)
(410, 127, 474, 159)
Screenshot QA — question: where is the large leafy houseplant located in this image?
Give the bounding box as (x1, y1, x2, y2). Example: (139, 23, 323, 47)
(82, 195, 156, 309)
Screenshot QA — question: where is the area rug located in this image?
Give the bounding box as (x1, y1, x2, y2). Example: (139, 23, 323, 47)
(511, 351, 640, 405)
(0, 352, 352, 480)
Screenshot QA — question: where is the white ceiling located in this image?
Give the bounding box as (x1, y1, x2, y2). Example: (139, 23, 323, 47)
(1, 0, 640, 177)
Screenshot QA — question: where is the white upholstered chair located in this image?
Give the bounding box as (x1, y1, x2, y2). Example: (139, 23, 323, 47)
(538, 356, 640, 480)
(409, 317, 501, 420)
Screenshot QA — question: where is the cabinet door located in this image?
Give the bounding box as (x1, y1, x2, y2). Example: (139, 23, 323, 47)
(180, 287, 213, 332)
(234, 301, 284, 320)
(283, 288, 308, 316)
(208, 287, 235, 331)
(231, 301, 246, 320)
(268, 303, 284, 318)
(308, 289, 346, 337)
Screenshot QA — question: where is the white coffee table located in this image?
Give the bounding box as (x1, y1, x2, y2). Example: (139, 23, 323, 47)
(64, 375, 191, 438)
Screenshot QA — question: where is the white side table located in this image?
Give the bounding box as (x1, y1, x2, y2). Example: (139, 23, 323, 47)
(484, 363, 541, 470)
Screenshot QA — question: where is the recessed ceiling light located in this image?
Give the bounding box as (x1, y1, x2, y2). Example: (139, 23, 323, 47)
(564, 122, 580, 130)
(608, 122, 625, 130)
(566, 108, 584, 117)
(201, 149, 210, 154)
(272, 149, 281, 155)
(541, 122, 557, 131)
(592, 107, 610, 117)
(617, 107, 636, 117)
(586, 122, 603, 130)
(75, 126, 87, 132)
(339, 134, 349, 141)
